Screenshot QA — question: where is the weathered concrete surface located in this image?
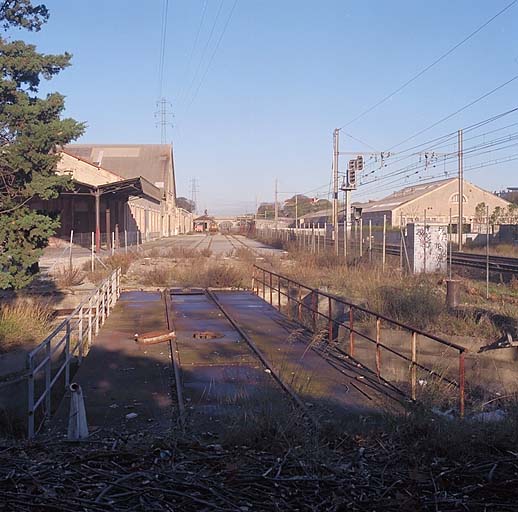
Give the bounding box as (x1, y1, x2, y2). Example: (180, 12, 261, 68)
(211, 291, 392, 413)
(52, 291, 174, 435)
(170, 292, 292, 426)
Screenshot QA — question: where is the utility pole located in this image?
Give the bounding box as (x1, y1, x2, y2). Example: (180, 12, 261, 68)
(295, 194, 298, 231)
(274, 178, 279, 229)
(458, 129, 464, 250)
(332, 128, 340, 255)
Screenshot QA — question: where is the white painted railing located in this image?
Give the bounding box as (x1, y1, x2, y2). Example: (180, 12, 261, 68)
(26, 268, 121, 439)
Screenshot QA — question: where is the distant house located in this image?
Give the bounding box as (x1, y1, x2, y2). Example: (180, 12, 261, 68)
(30, 144, 193, 249)
(194, 214, 217, 233)
(357, 178, 510, 229)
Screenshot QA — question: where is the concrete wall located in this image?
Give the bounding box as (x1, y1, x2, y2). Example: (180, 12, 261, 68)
(57, 152, 121, 186)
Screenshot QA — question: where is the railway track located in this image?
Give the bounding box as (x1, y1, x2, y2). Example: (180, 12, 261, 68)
(162, 287, 313, 429)
(223, 232, 257, 254)
(287, 234, 518, 274)
(378, 243, 518, 274)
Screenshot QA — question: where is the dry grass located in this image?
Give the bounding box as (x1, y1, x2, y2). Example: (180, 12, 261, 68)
(0, 299, 53, 352)
(138, 261, 247, 288)
(264, 246, 502, 339)
(53, 265, 85, 287)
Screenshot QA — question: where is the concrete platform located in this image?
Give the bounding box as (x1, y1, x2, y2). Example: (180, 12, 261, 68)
(52, 291, 174, 435)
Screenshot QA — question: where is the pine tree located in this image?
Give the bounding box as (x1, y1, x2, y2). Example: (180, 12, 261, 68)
(0, 1, 84, 289)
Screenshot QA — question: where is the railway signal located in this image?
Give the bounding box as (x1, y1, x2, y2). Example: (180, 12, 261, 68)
(346, 155, 363, 189)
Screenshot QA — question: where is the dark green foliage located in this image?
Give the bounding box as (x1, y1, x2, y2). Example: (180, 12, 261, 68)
(0, 1, 84, 288)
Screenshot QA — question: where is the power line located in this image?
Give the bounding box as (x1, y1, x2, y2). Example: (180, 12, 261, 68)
(177, 0, 225, 110)
(184, 0, 238, 111)
(388, 74, 518, 151)
(157, 0, 169, 100)
(175, 1, 209, 104)
(338, 0, 518, 129)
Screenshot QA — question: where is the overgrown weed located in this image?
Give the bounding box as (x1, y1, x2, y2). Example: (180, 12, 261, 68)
(0, 299, 53, 352)
(53, 265, 85, 287)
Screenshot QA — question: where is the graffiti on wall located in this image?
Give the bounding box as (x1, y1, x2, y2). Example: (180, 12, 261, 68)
(406, 223, 448, 273)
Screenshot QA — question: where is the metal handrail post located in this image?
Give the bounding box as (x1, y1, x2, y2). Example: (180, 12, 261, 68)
(78, 306, 84, 362)
(65, 321, 71, 387)
(411, 331, 417, 400)
(375, 317, 381, 378)
(349, 306, 355, 356)
(44, 342, 51, 424)
(27, 356, 35, 439)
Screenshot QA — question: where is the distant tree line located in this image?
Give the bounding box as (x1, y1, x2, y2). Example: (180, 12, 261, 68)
(257, 195, 331, 219)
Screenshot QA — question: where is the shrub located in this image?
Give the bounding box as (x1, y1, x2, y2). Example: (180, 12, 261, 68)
(372, 280, 443, 330)
(53, 265, 85, 287)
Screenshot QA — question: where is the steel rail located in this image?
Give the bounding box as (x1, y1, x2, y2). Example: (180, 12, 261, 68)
(163, 289, 186, 428)
(204, 288, 318, 427)
(252, 265, 467, 417)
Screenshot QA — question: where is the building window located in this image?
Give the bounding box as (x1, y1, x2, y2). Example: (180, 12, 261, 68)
(450, 193, 467, 203)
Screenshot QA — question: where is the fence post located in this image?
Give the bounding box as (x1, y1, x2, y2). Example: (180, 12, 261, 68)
(328, 297, 333, 342)
(91, 232, 95, 272)
(269, 272, 273, 305)
(349, 306, 355, 356)
(27, 356, 35, 439)
(95, 291, 100, 335)
(65, 321, 71, 387)
(376, 317, 381, 378)
(369, 220, 372, 263)
(459, 351, 465, 418)
(88, 297, 93, 347)
(311, 291, 317, 331)
(297, 284, 302, 323)
(45, 342, 51, 425)
(125, 230, 128, 254)
(251, 266, 256, 293)
(277, 275, 281, 311)
(262, 269, 266, 299)
(359, 218, 363, 258)
(411, 331, 417, 400)
(382, 215, 387, 271)
(78, 307, 84, 363)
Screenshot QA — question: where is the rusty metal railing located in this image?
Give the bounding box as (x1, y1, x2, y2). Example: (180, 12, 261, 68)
(252, 265, 467, 416)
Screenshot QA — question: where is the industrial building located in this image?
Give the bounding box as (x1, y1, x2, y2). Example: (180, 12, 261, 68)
(30, 144, 193, 250)
(357, 178, 510, 229)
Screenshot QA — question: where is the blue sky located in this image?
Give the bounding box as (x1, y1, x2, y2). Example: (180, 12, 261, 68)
(14, 0, 518, 214)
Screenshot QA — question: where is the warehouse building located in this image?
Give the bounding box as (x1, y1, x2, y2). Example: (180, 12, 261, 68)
(30, 144, 193, 250)
(358, 178, 510, 229)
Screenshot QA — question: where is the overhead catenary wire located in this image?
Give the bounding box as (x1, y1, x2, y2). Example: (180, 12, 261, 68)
(338, 0, 518, 130)
(183, 0, 238, 112)
(176, 0, 225, 111)
(157, 0, 169, 100)
(175, 0, 209, 104)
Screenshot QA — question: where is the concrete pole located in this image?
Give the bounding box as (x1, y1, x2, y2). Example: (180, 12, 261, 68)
(69, 229, 74, 268)
(91, 232, 94, 272)
(95, 190, 101, 252)
(369, 219, 372, 263)
(458, 129, 464, 250)
(359, 218, 363, 258)
(486, 205, 490, 299)
(333, 128, 339, 256)
(382, 215, 386, 271)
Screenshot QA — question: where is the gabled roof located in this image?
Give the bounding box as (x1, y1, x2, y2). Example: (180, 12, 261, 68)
(359, 178, 456, 213)
(64, 144, 175, 197)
